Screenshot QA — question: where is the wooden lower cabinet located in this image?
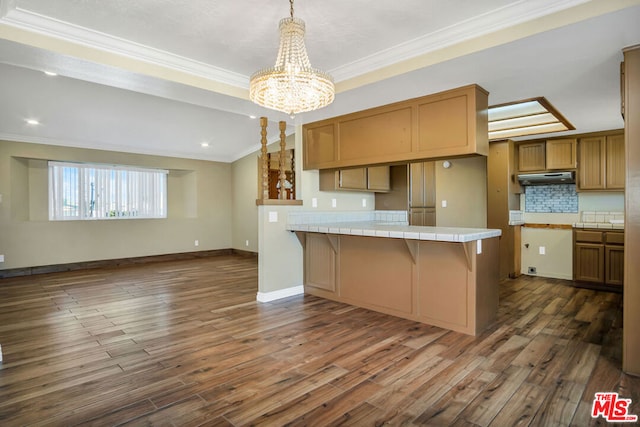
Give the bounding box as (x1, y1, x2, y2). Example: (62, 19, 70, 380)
(573, 229, 624, 287)
(605, 245, 625, 286)
(574, 243, 605, 283)
(299, 233, 500, 336)
(302, 233, 337, 294)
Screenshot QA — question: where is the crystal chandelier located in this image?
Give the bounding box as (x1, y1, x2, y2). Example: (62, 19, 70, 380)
(249, 0, 334, 116)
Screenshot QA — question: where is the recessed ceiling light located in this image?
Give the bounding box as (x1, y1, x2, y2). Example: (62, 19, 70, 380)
(249, 115, 257, 119)
(44, 71, 58, 76)
(25, 119, 40, 125)
(488, 97, 574, 140)
(201, 142, 209, 148)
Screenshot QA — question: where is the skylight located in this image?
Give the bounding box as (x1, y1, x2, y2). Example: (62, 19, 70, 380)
(488, 97, 574, 140)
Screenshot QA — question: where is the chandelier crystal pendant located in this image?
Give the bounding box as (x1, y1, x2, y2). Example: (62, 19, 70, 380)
(249, 0, 335, 116)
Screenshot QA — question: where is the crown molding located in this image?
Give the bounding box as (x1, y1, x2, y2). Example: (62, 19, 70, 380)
(330, 0, 592, 82)
(0, 2, 249, 89)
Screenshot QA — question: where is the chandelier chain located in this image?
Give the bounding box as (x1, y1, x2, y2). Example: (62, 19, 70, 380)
(290, 0, 294, 18)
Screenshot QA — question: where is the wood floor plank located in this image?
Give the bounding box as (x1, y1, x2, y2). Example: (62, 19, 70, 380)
(0, 255, 635, 426)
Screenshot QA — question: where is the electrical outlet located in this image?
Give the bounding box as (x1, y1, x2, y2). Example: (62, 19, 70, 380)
(245, 240, 249, 247)
(194, 240, 199, 247)
(362, 198, 367, 207)
(312, 198, 318, 208)
(441, 200, 447, 208)
(539, 246, 545, 255)
(0, 254, 4, 263)
(528, 266, 537, 274)
(331, 198, 337, 208)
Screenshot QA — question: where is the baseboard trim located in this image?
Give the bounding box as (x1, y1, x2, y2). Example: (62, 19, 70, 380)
(256, 285, 304, 303)
(0, 249, 257, 279)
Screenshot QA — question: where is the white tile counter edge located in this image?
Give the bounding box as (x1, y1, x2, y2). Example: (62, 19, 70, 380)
(287, 222, 501, 242)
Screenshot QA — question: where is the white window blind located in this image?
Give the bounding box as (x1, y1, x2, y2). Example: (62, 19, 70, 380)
(48, 161, 168, 220)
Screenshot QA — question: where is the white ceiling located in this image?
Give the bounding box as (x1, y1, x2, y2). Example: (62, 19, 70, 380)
(1, 0, 639, 162)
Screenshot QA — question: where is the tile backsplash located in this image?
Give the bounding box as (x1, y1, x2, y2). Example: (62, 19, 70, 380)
(524, 184, 578, 213)
(581, 211, 624, 223)
(287, 210, 408, 225)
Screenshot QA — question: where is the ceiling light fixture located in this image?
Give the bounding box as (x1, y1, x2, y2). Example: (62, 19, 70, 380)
(249, 0, 334, 117)
(201, 142, 209, 148)
(488, 97, 574, 140)
(44, 71, 58, 76)
(25, 119, 40, 125)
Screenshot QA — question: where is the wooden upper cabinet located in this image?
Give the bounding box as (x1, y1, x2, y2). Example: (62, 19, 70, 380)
(367, 166, 391, 191)
(416, 88, 488, 158)
(517, 142, 546, 172)
(319, 166, 390, 192)
(339, 168, 367, 190)
(304, 123, 337, 169)
(303, 84, 489, 170)
(579, 137, 606, 190)
(606, 134, 625, 189)
(578, 134, 624, 191)
(339, 108, 412, 162)
(546, 138, 577, 169)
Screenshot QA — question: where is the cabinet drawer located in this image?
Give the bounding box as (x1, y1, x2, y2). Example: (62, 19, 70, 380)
(575, 230, 603, 243)
(605, 232, 624, 245)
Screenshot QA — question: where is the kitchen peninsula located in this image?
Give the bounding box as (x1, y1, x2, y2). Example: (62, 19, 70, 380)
(287, 212, 501, 336)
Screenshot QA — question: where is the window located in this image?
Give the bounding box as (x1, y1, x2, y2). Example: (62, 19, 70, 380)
(48, 161, 168, 220)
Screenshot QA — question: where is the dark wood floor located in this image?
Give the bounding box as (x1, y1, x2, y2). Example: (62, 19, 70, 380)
(0, 255, 638, 426)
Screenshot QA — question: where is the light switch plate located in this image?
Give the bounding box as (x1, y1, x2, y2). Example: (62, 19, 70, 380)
(539, 246, 545, 255)
(268, 211, 278, 222)
(312, 198, 318, 208)
(331, 198, 337, 208)
(0, 255, 4, 263)
(441, 200, 447, 208)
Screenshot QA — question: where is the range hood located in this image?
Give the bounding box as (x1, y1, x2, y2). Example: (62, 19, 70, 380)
(517, 171, 575, 186)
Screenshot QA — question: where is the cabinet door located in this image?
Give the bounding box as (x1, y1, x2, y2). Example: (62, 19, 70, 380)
(574, 243, 604, 283)
(606, 134, 625, 189)
(578, 137, 606, 190)
(410, 208, 436, 226)
(367, 166, 391, 191)
(304, 123, 337, 169)
(546, 138, 577, 169)
(518, 142, 546, 172)
(339, 168, 367, 190)
(605, 245, 624, 286)
(423, 208, 436, 226)
(339, 107, 412, 162)
(304, 233, 336, 292)
(423, 161, 436, 207)
(409, 208, 425, 226)
(409, 163, 425, 207)
(409, 162, 435, 207)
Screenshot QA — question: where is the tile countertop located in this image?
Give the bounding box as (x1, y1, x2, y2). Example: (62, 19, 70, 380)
(286, 221, 502, 243)
(573, 222, 624, 230)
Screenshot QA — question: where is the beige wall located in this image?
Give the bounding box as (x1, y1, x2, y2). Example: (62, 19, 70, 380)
(435, 156, 487, 228)
(0, 140, 232, 270)
(520, 228, 573, 280)
(231, 151, 259, 253)
(256, 125, 377, 296)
